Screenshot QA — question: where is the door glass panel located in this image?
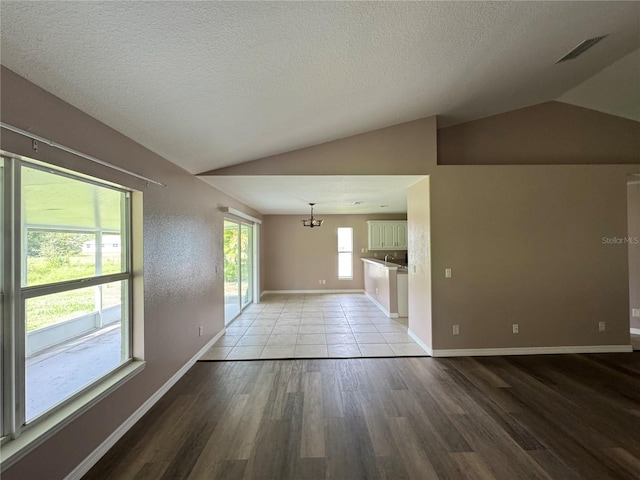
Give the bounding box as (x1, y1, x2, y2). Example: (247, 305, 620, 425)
(241, 224, 253, 308)
(224, 221, 240, 323)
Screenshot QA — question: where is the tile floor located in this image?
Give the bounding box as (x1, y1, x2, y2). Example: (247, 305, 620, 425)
(200, 292, 428, 360)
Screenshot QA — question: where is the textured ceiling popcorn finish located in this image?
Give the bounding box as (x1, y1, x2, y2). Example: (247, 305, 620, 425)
(1, 1, 639, 178)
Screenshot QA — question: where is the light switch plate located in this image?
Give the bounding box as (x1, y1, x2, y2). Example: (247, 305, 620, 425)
(445, 268, 452, 278)
(633, 308, 640, 318)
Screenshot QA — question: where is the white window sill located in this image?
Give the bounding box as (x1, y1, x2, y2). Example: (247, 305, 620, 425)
(0, 360, 145, 472)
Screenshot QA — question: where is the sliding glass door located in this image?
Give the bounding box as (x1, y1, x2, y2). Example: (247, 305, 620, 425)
(240, 223, 253, 308)
(224, 220, 254, 324)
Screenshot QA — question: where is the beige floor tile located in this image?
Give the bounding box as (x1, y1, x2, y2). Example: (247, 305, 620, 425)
(349, 324, 379, 333)
(272, 325, 299, 334)
(375, 324, 408, 333)
(200, 346, 233, 360)
(381, 332, 414, 344)
(325, 324, 352, 333)
(225, 326, 249, 336)
(245, 325, 274, 335)
(298, 325, 325, 334)
(261, 345, 295, 359)
(226, 345, 265, 360)
(358, 344, 395, 357)
(236, 334, 270, 346)
(296, 333, 326, 345)
(251, 319, 277, 326)
(294, 344, 328, 358)
(275, 318, 301, 326)
(354, 332, 385, 344)
(299, 317, 324, 325)
(326, 333, 357, 344)
(267, 334, 298, 346)
(347, 317, 372, 324)
(214, 335, 241, 347)
(230, 319, 255, 327)
(327, 344, 362, 357)
(323, 318, 349, 325)
(389, 343, 428, 356)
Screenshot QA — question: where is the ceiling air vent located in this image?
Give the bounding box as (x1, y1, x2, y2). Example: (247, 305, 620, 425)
(556, 35, 608, 63)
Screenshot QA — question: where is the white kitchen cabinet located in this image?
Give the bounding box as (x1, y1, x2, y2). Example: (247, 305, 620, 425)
(367, 221, 408, 250)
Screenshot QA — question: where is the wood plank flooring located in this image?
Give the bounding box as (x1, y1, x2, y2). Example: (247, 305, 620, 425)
(83, 353, 640, 480)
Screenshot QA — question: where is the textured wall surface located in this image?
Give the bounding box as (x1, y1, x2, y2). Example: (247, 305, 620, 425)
(429, 165, 634, 350)
(438, 101, 640, 165)
(0, 66, 261, 480)
(629, 181, 640, 330)
(407, 177, 432, 349)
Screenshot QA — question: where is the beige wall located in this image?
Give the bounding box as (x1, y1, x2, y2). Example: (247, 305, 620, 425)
(629, 181, 640, 330)
(438, 101, 640, 166)
(201, 116, 437, 175)
(429, 165, 634, 351)
(261, 213, 406, 292)
(407, 177, 432, 350)
(1, 66, 262, 480)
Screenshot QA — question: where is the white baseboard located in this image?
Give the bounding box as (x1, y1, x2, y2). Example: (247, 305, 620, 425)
(431, 344, 633, 358)
(407, 329, 433, 356)
(631, 328, 640, 335)
(363, 291, 396, 318)
(262, 289, 364, 295)
(64, 328, 225, 480)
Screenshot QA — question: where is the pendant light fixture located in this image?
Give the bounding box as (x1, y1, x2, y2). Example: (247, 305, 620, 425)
(301, 203, 323, 228)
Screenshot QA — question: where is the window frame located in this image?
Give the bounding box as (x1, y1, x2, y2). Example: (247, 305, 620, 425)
(1, 153, 138, 451)
(337, 227, 354, 280)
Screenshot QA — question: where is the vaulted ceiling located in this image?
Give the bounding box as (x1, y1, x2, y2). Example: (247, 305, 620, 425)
(1, 1, 638, 214)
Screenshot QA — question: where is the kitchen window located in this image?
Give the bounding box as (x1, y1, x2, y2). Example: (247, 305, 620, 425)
(337, 227, 353, 279)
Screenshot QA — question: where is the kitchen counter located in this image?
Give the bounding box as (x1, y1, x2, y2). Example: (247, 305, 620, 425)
(361, 257, 408, 273)
(361, 258, 408, 317)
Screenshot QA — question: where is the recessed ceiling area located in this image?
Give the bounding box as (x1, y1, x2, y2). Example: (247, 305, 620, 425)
(1, 1, 638, 176)
(201, 176, 425, 215)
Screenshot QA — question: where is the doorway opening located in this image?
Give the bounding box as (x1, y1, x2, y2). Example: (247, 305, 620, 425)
(224, 219, 256, 324)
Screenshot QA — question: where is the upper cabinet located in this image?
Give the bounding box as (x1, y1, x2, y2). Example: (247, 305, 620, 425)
(367, 221, 408, 250)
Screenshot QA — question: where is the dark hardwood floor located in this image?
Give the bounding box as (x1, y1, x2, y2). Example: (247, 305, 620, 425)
(84, 353, 640, 480)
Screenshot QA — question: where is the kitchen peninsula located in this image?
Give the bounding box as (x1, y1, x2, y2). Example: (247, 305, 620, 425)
(361, 258, 408, 318)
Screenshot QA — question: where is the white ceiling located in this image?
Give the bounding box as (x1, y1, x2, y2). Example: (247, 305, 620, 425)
(558, 48, 640, 121)
(1, 1, 639, 177)
(204, 176, 425, 215)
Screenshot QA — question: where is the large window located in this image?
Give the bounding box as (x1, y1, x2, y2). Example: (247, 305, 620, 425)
(2, 155, 133, 435)
(337, 227, 353, 279)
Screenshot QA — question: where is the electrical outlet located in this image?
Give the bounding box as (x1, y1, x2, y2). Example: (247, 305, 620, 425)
(598, 321, 606, 332)
(633, 308, 640, 318)
(412, 265, 417, 273)
(445, 268, 452, 278)
(322, 279, 326, 285)
(453, 324, 460, 335)
(198, 326, 204, 337)
(375, 287, 379, 294)
(512, 324, 519, 334)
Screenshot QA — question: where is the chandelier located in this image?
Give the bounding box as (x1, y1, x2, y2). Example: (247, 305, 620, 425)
(301, 203, 323, 228)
